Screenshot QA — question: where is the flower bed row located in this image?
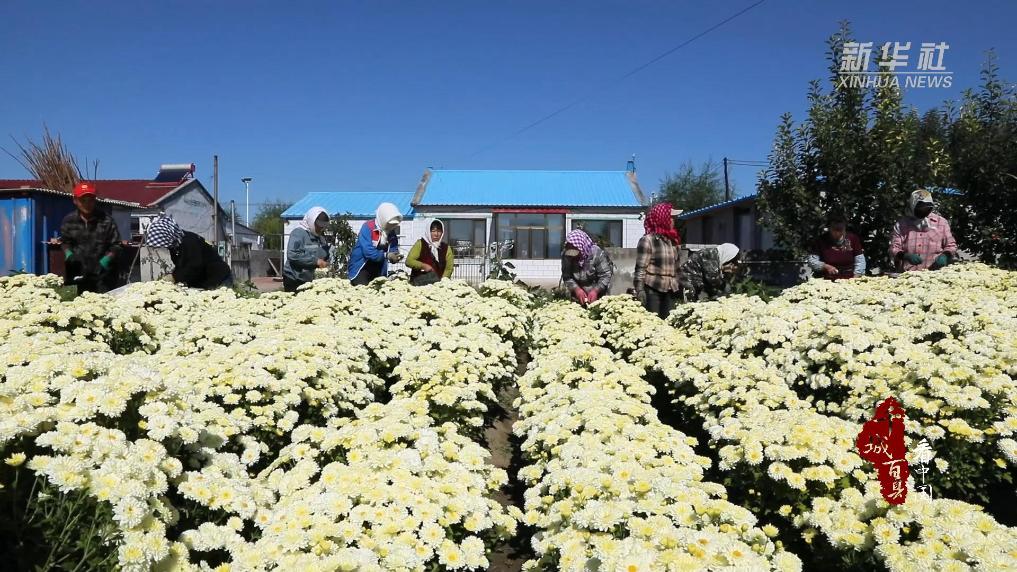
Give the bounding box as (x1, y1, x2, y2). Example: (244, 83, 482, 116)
(513, 301, 802, 571)
(591, 264, 1017, 571)
(0, 275, 526, 571)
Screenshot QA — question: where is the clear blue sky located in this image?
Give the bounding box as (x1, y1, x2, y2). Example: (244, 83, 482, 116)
(2, 1, 1014, 219)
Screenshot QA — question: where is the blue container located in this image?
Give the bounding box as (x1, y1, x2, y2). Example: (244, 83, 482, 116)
(0, 191, 76, 276)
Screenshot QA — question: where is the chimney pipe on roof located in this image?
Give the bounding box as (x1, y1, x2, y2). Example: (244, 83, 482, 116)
(626, 154, 636, 173)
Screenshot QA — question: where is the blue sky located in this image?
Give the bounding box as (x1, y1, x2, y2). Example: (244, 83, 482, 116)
(2, 1, 1014, 219)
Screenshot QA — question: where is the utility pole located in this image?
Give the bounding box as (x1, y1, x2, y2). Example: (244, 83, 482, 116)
(241, 177, 253, 225)
(723, 157, 730, 202)
(230, 200, 237, 253)
(213, 155, 220, 248)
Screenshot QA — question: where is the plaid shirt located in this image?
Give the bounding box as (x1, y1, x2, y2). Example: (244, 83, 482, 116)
(890, 213, 957, 271)
(59, 210, 121, 277)
(634, 234, 680, 293)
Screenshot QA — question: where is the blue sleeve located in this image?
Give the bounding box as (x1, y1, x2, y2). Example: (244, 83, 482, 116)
(357, 225, 386, 262)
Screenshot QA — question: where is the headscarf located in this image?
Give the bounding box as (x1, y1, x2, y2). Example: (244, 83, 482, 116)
(376, 202, 402, 232)
(423, 219, 445, 260)
(644, 202, 681, 244)
(717, 243, 740, 266)
(564, 229, 595, 266)
(144, 214, 184, 249)
(301, 206, 329, 236)
(906, 189, 935, 231)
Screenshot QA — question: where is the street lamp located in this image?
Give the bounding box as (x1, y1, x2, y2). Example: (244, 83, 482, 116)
(241, 177, 253, 225)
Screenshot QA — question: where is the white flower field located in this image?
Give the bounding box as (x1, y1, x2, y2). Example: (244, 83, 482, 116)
(1, 265, 1015, 571)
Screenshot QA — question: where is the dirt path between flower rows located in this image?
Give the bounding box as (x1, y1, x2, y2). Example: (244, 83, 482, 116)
(485, 351, 531, 571)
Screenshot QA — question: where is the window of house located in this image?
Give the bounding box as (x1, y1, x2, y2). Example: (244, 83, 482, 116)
(571, 219, 622, 248)
(445, 219, 487, 257)
(493, 213, 564, 259)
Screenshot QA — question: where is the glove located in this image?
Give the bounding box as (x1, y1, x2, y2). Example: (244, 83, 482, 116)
(931, 253, 950, 269)
(586, 289, 600, 303)
(573, 287, 588, 305)
(904, 253, 923, 265)
(635, 289, 647, 305)
(99, 255, 114, 271)
(386, 252, 403, 263)
(64, 249, 73, 261)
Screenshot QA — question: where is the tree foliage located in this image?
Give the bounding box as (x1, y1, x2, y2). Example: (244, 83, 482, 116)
(943, 56, 1017, 268)
(757, 22, 951, 270)
(251, 201, 292, 251)
(656, 159, 727, 212)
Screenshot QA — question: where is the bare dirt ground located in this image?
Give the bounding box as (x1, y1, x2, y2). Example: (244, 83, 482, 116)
(486, 352, 532, 572)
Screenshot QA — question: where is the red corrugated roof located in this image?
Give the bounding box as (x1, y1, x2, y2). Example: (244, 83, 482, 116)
(0, 178, 186, 207)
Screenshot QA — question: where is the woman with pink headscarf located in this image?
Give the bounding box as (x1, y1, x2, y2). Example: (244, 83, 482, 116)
(561, 228, 614, 306)
(633, 202, 682, 318)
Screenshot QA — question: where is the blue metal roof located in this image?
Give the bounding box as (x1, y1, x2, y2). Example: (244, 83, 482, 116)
(678, 194, 757, 220)
(417, 170, 645, 207)
(282, 192, 416, 219)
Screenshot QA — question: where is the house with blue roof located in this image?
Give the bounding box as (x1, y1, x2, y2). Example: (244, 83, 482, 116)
(281, 160, 648, 286)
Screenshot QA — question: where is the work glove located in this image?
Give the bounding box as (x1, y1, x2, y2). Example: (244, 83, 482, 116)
(386, 252, 403, 263)
(634, 289, 647, 305)
(573, 287, 589, 306)
(904, 253, 923, 265)
(930, 253, 951, 269)
(64, 249, 73, 261)
(99, 254, 114, 271)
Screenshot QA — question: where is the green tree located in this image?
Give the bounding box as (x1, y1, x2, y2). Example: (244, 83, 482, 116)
(251, 201, 292, 251)
(757, 22, 950, 270)
(944, 55, 1017, 268)
(656, 159, 727, 212)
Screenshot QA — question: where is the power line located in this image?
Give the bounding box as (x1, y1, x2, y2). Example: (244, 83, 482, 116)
(464, 0, 768, 160)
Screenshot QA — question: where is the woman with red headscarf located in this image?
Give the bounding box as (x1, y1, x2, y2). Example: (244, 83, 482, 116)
(633, 202, 681, 318)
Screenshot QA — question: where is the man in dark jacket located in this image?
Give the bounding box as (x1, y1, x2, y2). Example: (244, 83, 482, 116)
(144, 214, 233, 289)
(58, 182, 122, 293)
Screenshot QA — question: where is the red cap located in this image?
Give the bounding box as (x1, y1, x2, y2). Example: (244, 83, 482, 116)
(74, 182, 96, 198)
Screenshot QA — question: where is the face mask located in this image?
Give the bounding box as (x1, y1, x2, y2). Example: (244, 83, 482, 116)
(564, 248, 580, 258)
(914, 204, 934, 219)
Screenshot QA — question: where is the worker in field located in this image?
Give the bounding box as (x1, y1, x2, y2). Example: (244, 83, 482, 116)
(349, 202, 403, 286)
(633, 202, 682, 318)
(57, 182, 122, 293)
(561, 228, 613, 306)
(680, 243, 740, 301)
(890, 189, 958, 272)
(808, 214, 866, 280)
(283, 206, 331, 292)
(144, 214, 233, 289)
(405, 219, 454, 286)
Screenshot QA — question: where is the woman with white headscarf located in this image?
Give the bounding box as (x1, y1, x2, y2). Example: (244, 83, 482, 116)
(405, 219, 454, 286)
(283, 206, 330, 292)
(145, 213, 233, 289)
(349, 202, 403, 285)
(680, 242, 740, 302)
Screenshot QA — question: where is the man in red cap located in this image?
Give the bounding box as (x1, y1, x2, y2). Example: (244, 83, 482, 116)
(58, 182, 122, 293)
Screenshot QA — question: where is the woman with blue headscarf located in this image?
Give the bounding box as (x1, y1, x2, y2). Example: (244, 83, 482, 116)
(145, 214, 233, 289)
(561, 228, 614, 306)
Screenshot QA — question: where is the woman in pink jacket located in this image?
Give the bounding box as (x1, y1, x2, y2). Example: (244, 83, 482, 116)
(890, 189, 958, 272)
